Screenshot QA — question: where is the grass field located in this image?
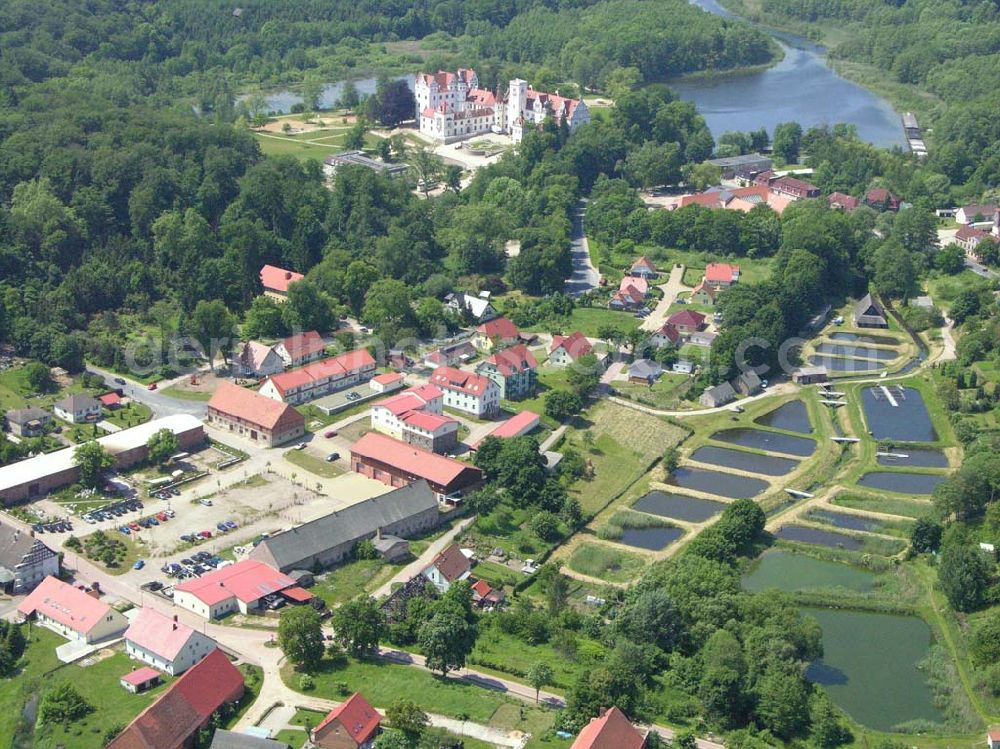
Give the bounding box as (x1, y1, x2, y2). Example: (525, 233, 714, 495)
(102, 401, 153, 428)
(470, 625, 605, 691)
(161, 385, 214, 401)
(282, 448, 346, 478)
(613, 373, 691, 409)
(567, 542, 646, 583)
(309, 558, 404, 606)
(254, 130, 381, 163)
(831, 491, 934, 519)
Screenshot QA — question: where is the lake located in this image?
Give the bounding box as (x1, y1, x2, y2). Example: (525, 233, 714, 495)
(803, 607, 943, 730)
(754, 400, 812, 434)
(243, 76, 413, 115)
(712, 428, 816, 457)
(743, 550, 876, 592)
(861, 387, 937, 442)
(690, 445, 800, 476)
(633, 491, 727, 522)
(669, 466, 770, 498)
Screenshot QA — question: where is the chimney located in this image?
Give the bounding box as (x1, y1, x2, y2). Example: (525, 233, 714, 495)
(284, 271, 292, 280)
(376, 527, 383, 540)
(172, 623, 178, 631)
(173, 614, 178, 622)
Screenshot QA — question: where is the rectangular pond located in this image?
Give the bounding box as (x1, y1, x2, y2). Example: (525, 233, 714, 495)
(754, 400, 812, 434)
(829, 332, 900, 346)
(815, 342, 898, 361)
(803, 607, 943, 730)
(861, 386, 937, 441)
(877, 447, 948, 468)
(857, 471, 945, 495)
(806, 509, 879, 532)
(690, 445, 800, 476)
(632, 491, 727, 522)
(775, 524, 864, 550)
(711, 428, 816, 457)
(809, 355, 884, 372)
(619, 525, 685, 551)
(743, 550, 876, 592)
(669, 467, 769, 499)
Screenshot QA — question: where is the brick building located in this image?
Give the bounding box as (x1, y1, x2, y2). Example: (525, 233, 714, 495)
(206, 382, 304, 448)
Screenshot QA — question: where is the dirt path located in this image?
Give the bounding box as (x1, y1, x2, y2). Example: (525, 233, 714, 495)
(641, 265, 691, 332)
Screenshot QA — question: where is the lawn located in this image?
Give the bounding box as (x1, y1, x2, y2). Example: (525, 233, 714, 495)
(282, 448, 346, 478)
(566, 542, 646, 583)
(470, 625, 606, 691)
(0, 627, 65, 743)
(102, 401, 153, 428)
(505, 366, 572, 427)
(0, 366, 31, 410)
(612, 373, 691, 409)
(309, 558, 404, 606)
(254, 130, 382, 164)
(161, 384, 214, 401)
(562, 307, 640, 337)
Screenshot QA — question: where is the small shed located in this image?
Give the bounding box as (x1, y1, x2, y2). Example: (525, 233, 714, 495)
(120, 666, 161, 694)
(372, 534, 410, 563)
(792, 366, 829, 385)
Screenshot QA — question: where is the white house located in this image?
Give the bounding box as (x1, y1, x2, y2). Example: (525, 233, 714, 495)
(124, 608, 217, 676)
(53, 393, 102, 424)
(234, 341, 285, 379)
(370, 384, 459, 453)
(955, 204, 998, 225)
(422, 543, 472, 593)
(17, 576, 128, 644)
(429, 367, 500, 418)
(173, 560, 299, 620)
(548, 331, 593, 367)
(444, 292, 497, 321)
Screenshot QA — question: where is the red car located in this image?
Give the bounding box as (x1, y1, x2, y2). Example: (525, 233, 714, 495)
(324, 430, 338, 438)
(156, 512, 168, 522)
(129, 522, 140, 531)
(198, 530, 212, 539)
(147, 382, 158, 391)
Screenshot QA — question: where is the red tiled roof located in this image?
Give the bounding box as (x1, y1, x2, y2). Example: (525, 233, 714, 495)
(260, 264, 303, 293)
(430, 367, 496, 397)
(99, 392, 121, 407)
(957, 225, 989, 241)
(691, 280, 716, 300)
(619, 276, 648, 295)
(654, 323, 681, 344)
(471, 579, 492, 598)
(17, 576, 113, 635)
(667, 310, 706, 328)
(960, 203, 998, 219)
(828, 192, 861, 210)
(351, 432, 482, 488)
(484, 344, 537, 377)
(267, 348, 376, 394)
(475, 411, 540, 448)
(107, 649, 244, 749)
(429, 543, 471, 582)
(631, 256, 656, 272)
(121, 667, 161, 687)
(705, 263, 739, 284)
(773, 175, 818, 193)
(124, 608, 201, 663)
(679, 192, 725, 209)
(570, 707, 646, 749)
(175, 560, 295, 606)
(372, 373, 404, 386)
(989, 729, 1000, 741)
(476, 317, 520, 340)
(550, 331, 593, 360)
(208, 382, 304, 431)
(281, 586, 313, 602)
(281, 331, 326, 361)
(313, 692, 381, 746)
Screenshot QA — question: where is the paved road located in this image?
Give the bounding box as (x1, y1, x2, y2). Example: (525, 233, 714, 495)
(965, 257, 999, 279)
(564, 200, 600, 296)
(89, 364, 209, 419)
(641, 265, 690, 332)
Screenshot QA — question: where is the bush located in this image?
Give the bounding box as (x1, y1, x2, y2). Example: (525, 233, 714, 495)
(984, 663, 1000, 696)
(298, 674, 315, 691)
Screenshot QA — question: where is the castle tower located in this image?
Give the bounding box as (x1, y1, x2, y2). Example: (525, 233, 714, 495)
(508, 79, 528, 127)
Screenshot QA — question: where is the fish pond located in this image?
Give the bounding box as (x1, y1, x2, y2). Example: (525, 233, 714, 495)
(743, 550, 876, 592)
(711, 428, 816, 457)
(754, 400, 812, 434)
(858, 471, 945, 495)
(690, 446, 800, 476)
(632, 491, 727, 522)
(619, 525, 685, 551)
(806, 509, 880, 533)
(877, 447, 948, 468)
(829, 332, 901, 346)
(814, 343, 898, 361)
(809, 355, 884, 372)
(775, 525, 864, 550)
(803, 607, 943, 730)
(862, 386, 937, 441)
(669, 467, 769, 498)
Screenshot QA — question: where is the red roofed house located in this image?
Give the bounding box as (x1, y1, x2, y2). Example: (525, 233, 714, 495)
(17, 575, 128, 644)
(258, 348, 377, 405)
(704, 263, 740, 288)
(275, 331, 327, 367)
(864, 188, 900, 212)
(99, 392, 122, 409)
(260, 264, 304, 302)
(311, 692, 382, 749)
(369, 372, 404, 393)
(370, 384, 459, 454)
(956, 225, 992, 257)
(690, 279, 717, 306)
(756, 174, 820, 200)
(107, 649, 245, 749)
(173, 560, 298, 620)
(609, 275, 648, 310)
(472, 317, 521, 352)
(350, 432, 483, 503)
(549, 332, 593, 367)
(570, 707, 648, 749)
(470, 578, 506, 609)
(649, 322, 681, 349)
(827, 192, 861, 212)
(206, 382, 305, 448)
(988, 729, 1000, 749)
(956, 204, 998, 225)
(629, 256, 658, 279)
(476, 343, 537, 399)
(422, 543, 472, 592)
(474, 410, 540, 449)
(125, 607, 217, 676)
(667, 310, 707, 335)
(430, 366, 500, 418)
(120, 667, 161, 694)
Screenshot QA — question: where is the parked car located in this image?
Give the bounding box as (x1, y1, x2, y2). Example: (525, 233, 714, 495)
(294, 442, 307, 450)
(129, 521, 140, 531)
(326, 452, 340, 462)
(199, 499, 213, 507)
(148, 382, 158, 390)
(324, 430, 338, 438)
(133, 560, 145, 570)
(119, 526, 131, 535)
(113, 377, 126, 385)
(198, 530, 212, 539)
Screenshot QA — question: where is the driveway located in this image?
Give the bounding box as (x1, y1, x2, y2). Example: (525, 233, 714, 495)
(564, 199, 600, 296)
(641, 265, 690, 332)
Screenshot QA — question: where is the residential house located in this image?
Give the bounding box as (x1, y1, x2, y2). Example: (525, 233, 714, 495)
(370, 384, 459, 454)
(956, 204, 998, 225)
(260, 264, 303, 302)
(429, 366, 501, 418)
(570, 706, 648, 749)
(704, 263, 740, 288)
(473, 411, 540, 449)
(689, 331, 718, 347)
(311, 692, 381, 749)
(98, 392, 122, 409)
(648, 322, 681, 349)
(173, 560, 304, 620)
(987, 729, 1000, 749)
(206, 382, 305, 448)
(690, 279, 717, 306)
(258, 349, 377, 405)
(124, 608, 217, 676)
(324, 150, 407, 180)
(673, 184, 792, 215)
(0, 520, 59, 594)
(864, 188, 900, 212)
(549, 332, 594, 366)
(251, 482, 440, 572)
(274, 331, 326, 367)
(234, 342, 285, 379)
(17, 576, 128, 644)
(423, 340, 476, 368)
(609, 276, 648, 310)
(956, 225, 991, 257)
(369, 373, 404, 393)
(667, 310, 706, 335)
(470, 578, 506, 609)
(792, 366, 829, 384)
(472, 317, 520, 353)
(672, 360, 695, 375)
(53, 393, 101, 424)
(423, 543, 472, 592)
(733, 371, 763, 396)
(756, 173, 820, 199)
(629, 256, 658, 279)
(699, 382, 737, 408)
(107, 649, 245, 749)
(628, 359, 663, 385)
(350, 432, 483, 502)
(444, 292, 497, 322)
(707, 153, 773, 180)
(120, 667, 161, 695)
(6, 407, 51, 437)
(476, 344, 537, 399)
(827, 192, 861, 212)
(854, 293, 888, 328)
(210, 730, 289, 749)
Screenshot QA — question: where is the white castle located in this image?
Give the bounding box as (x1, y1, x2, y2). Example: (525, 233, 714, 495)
(415, 68, 590, 143)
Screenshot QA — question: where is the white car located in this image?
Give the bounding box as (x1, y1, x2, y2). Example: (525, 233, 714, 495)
(521, 559, 539, 574)
(199, 499, 213, 507)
